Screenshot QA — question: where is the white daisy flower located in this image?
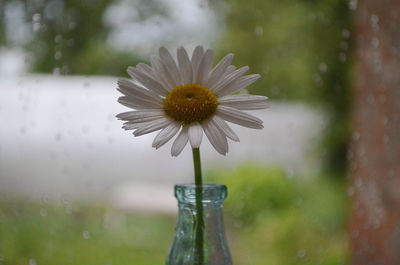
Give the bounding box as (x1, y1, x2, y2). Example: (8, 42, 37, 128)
(116, 46, 268, 156)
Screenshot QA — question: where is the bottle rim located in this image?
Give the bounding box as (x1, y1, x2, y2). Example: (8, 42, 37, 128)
(174, 183, 227, 203)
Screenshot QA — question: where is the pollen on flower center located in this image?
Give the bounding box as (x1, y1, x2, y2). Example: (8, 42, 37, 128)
(163, 83, 218, 125)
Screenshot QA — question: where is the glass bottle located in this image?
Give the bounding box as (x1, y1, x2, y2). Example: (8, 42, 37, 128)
(166, 184, 232, 265)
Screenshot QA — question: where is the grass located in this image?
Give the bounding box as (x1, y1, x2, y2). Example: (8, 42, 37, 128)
(0, 201, 174, 265)
(0, 164, 350, 265)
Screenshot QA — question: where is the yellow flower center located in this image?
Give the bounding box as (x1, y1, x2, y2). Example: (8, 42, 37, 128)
(163, 83, 218, 125)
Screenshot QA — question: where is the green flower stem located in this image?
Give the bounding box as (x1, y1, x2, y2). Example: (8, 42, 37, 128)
(192, 148, 204, 265)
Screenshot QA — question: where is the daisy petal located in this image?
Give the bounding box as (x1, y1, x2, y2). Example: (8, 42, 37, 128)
(152, 122, 181, 149)
(159, 47, 181, 87)
(218, 94, 268, 103)
(197, 49, 214, 86)
(119, 113, 165, 124)
(150, 55, 174, 92)
(221, 102, 269, 110)
(191, 45, 204, 83)
(177, 47, 192, 84)
(116, 110, 164, 120)
(218, 94, 268, 110)
(133, 118, 172, 136)
(117, 89, 163, 107)
(117, 79, 163, 103)
(217, 105, 264, 129)
(188, 122, 203, 148)
(171, 126, 189, 156)
(211, 66, 249, 93)
(127, 66, 168, 96)
(122, 118, 163, 130)
(206, 53, 234, 88)
(202, 120, 228, 155)
(122, 123, 145, 130)
(136, 63, 157, 80)
(211, 115, 240, 142)
(118, 96, 162, 109)
(216, 74, 261, 97)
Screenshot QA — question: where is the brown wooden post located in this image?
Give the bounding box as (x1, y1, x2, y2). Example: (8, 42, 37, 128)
(350, 0, 400, 264)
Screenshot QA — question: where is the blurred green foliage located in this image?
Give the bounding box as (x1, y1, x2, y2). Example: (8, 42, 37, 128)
(217, 0, 351, 175)
(208, 164, 349, 265)
(0, 0, 143, 75)
(0, 164, 349, 265)
(0, 202, 175, 265)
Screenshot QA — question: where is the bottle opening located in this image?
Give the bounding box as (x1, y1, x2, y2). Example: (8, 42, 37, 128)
(174, 184, 227, 204)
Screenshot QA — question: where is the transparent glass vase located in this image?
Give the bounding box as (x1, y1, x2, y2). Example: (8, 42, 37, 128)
(166, 184, 233, 265)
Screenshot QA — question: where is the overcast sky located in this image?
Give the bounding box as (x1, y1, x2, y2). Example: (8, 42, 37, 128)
(103, 0, 224, 56)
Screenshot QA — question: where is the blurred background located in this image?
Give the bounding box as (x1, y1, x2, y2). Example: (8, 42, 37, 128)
(0, 0, 398, 264)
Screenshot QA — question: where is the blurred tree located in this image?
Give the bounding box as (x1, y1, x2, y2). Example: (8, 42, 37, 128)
(0, 0, 143, 75)
(25, 0, 143, 75)
(216, 0, 351, 176)
(350, 0, 400, 264)
(0, 1, 6, 44)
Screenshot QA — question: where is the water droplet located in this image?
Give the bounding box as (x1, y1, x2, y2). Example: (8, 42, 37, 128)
(348, 187, 355, 196)
(44, 0, 64, 20)
(319, 62, 328, 73)
(54, 132, 62, 142)
(351, 229, 359, 238)
(54, 34, 62, 43)
(348, 0, 358, 10)
(67, 39, 74, 47)
(381, 116, 388, 126)
(370, 14, 380, 32)
(69, 22, 77, 30)
(371, 37, 380, 48)
(62, 196, 70, 204)
(378, 94, 386, 104)
(355, 178, 363, 188)
(53, 67, 60, 75)
(342, 29, 351, 39)
(233, 221, 243, 228)
(54, 51, 62, 60)
(42, 194, 50, 203)
(286, 168, 294, 178)
(347, 150, 354, 160)
(81, 125, 89, 134)
(340, 41, 348, 50)
(65, 205, 72, 214)
(32, 13, 41, 22)
(254, 26, 263, 36)
(382, 135, 389, 144)
(313, 74, 323, 86)
(29, 258, 36, 265)
(297, 249, 306, 258)
(33, 22, 40, 32)
(40, 208, 47, 217)
(352, 131, 360, 141)
(82, 230, 90, 239)
(367, 95, 375, 105)
(339, 52, 347, 62)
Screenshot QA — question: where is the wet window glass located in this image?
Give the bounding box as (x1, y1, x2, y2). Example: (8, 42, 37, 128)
(1, 0, 399, 264)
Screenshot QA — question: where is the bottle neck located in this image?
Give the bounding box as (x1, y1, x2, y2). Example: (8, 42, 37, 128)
(174, 184, 228, 205)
